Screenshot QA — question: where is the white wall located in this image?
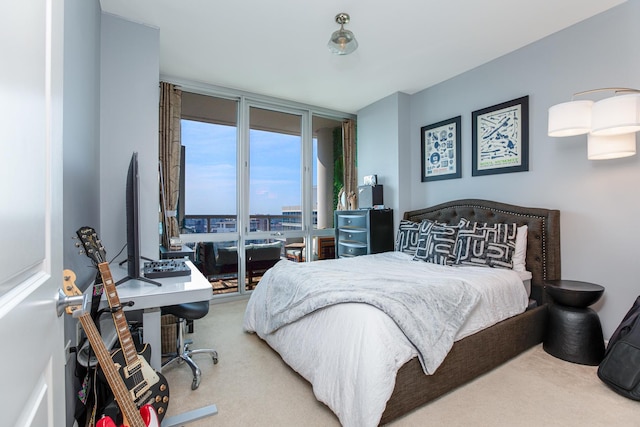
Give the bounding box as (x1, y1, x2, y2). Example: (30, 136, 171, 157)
(100, 14, 160, 264)
(358, 0, 640, 339)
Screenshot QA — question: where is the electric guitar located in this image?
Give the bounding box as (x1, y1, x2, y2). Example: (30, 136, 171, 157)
(75, 226, 169, 420)
(62, 270, 159, 427)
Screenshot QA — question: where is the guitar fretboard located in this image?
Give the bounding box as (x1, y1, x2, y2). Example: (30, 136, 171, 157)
(98, 262, 144, 377)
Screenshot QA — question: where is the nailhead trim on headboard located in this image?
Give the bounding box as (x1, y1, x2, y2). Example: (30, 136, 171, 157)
(466, 206, 547, 279)
(403, 200, 561, 304)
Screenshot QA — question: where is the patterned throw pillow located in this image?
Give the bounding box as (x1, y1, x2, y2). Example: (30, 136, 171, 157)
(413, 220, 460, 265)
(395, 220, 421, 255)
(454, 222, 518, 268)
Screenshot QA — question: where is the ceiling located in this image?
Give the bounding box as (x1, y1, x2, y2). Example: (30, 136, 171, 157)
(100, 0, 625, 114)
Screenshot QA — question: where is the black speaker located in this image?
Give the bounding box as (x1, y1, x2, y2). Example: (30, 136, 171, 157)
(358, 185, 383, 209)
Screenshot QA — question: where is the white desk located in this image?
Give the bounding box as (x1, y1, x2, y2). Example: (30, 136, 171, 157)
(105, 261, 212, 371)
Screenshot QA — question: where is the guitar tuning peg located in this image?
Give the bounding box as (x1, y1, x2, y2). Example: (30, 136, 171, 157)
(78, 250, 85, 255)
(75, 242, 82, 248)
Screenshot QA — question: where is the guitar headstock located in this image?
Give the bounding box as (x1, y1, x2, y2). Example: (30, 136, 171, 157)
(61, 269, 85, 316)
(76, 226, 107, 265)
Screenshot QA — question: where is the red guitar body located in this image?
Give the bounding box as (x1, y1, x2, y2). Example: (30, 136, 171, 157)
(96, 404, 159, 427)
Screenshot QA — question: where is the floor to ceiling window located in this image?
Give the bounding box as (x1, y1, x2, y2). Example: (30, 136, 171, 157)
(180, 92, 241, 294)
(178, 88, 351, 296)
(248, 107, 302, 233)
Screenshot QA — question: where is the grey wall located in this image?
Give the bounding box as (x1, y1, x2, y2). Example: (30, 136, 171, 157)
(357, 92, 411, 220)
(358, 93, 400, 210)
(63, 0, 101, 290)
(65, 10, 160, 265)
(60, 8, 160, 426)
(62, 1, 101, 425)
(100, 14, 160, 263)
(358, 0, 640, 339)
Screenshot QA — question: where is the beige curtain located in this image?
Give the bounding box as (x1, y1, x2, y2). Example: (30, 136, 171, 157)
(342, 119, 358, 210)
(159, 82, 182, 249)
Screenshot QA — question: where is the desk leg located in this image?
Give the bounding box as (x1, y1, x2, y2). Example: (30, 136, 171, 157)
(161, 405, 218, 427)
(142, 307, 162, 371)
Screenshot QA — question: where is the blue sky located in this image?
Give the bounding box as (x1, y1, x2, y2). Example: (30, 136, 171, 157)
(182, 120, 316, 215)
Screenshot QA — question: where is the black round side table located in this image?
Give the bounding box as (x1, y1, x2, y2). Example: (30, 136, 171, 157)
(543, 280, 605, 365)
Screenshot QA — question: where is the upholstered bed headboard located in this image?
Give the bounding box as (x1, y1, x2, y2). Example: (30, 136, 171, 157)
(403, 199, 560, 304)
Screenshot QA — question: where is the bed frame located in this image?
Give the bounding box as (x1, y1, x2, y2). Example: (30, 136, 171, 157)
(379, 199, 560, 424)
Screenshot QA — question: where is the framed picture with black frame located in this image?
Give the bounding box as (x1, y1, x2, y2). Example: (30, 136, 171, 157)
(421, 116, 462, 182)
(472, 95, 529, 176)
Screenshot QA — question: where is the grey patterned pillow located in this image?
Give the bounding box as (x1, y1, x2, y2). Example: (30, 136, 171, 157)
(413, 220, 460, 265)
(395, 220, 421, 255)
(454, 222, 518, 268)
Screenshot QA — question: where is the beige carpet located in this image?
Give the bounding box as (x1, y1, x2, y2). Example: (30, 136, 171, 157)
(161, 299, 638, 426)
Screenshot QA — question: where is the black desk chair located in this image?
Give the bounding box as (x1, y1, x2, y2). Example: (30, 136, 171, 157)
(161, 301, 218, 390)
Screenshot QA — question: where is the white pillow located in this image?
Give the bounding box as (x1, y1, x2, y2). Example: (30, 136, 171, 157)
(512, 225, 528, 272)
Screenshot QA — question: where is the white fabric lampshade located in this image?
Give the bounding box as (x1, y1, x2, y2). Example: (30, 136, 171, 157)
(591, 93, 640, 136)
(587, 132, 637, 160)
(548, 100, 593, 137)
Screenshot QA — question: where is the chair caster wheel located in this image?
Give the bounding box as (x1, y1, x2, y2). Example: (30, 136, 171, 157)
(212, 351, 219, 364)
(191, 376, 201, 390)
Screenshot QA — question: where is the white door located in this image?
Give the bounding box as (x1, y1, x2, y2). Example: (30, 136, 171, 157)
(0, 1, 65, 426)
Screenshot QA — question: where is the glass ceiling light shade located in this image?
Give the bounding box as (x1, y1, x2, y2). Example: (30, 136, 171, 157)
(591, 93, 640, 136)
(587, 132, 636, 160)
(328, 13, 358, 55)
(548, 100, 593, 137)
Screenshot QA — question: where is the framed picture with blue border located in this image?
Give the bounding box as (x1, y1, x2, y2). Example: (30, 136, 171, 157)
(472, 95, 529, 176)
(421, 116, 462, 182)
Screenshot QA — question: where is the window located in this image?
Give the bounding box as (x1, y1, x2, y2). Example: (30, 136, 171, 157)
(180, 93, 238, 235)
(178, 89, 352, 295)
(249, 107, 302, 233)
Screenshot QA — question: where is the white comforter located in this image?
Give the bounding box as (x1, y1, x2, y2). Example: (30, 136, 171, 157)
(243, 252, 528, 427)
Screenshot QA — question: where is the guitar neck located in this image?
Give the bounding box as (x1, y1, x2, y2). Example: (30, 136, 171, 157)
(77, 312, 146, 427)
(98, 262, 139, 368)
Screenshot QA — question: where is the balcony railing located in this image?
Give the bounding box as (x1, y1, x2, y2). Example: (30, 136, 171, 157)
(183, 214, 305, 234)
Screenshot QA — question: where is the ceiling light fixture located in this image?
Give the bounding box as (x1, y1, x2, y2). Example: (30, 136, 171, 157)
(327, 13, 358, 55)
(548, 88, 640, 160)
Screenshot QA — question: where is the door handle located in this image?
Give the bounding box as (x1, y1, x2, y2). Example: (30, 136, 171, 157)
(56, 284, 85, 317)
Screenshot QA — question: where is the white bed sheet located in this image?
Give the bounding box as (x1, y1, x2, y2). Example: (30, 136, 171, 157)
(243, 252, 529, 427)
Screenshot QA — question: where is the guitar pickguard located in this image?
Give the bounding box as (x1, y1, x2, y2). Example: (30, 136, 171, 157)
(100, 344, 170, 419)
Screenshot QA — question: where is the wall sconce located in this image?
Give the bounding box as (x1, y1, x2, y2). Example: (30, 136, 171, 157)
(587, 133, 637, 160)
(548, 88, 640, 160)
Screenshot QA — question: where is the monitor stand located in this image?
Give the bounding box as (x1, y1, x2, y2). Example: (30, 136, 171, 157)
(116, 256, 161, 286)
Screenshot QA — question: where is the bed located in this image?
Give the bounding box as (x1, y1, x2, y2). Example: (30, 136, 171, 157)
(243, 199, 560, 426)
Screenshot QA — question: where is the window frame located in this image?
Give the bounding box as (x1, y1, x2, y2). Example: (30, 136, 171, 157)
(172, 79, 354, 293)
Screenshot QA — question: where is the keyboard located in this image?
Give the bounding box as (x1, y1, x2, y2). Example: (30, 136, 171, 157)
(143, 259, 192, 279)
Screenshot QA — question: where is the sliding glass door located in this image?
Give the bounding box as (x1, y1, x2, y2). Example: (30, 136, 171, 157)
(245, 105, 305, 265)
(179, 90, 348, 296)
(180, 93, 241, 294)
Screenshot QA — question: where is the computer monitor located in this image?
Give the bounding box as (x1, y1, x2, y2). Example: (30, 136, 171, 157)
(116, 152, 159, 286)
